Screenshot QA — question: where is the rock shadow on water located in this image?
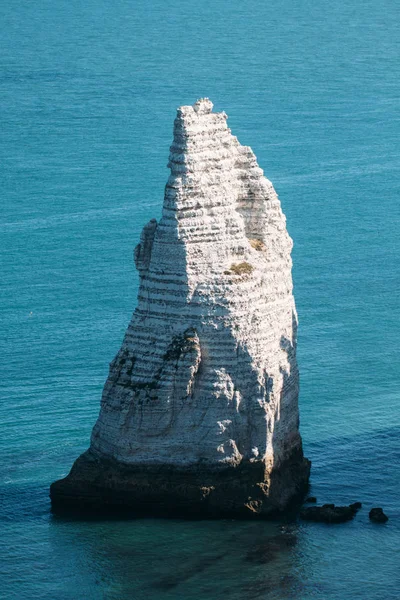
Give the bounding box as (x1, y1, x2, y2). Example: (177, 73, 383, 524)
(151, 553, 224, 592)
(244, 531, 298, 565)
(148, 525, 304, 599)
(47, 510, 308, 600)
(240, 574, 326, 600)
(241, 574, 304, 599)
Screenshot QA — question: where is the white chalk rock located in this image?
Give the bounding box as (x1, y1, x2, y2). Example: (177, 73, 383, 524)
(51, 100, 310, 517)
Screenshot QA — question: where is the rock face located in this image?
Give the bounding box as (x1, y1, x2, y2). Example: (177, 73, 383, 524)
(50, 98, 310, 518)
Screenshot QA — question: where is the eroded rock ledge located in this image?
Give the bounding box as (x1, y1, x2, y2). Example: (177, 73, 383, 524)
(50, 99, 310, 518)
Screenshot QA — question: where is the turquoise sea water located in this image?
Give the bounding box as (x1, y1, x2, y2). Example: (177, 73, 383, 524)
(1, 0, 399, 598)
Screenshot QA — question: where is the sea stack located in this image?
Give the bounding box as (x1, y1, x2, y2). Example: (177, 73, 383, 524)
(50, 99, 310, 517)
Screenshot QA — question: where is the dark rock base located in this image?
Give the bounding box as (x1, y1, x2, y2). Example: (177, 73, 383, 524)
(50, 448, 311, 519)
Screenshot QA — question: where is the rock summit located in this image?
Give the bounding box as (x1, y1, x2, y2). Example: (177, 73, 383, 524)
(50, 99, 310, 517)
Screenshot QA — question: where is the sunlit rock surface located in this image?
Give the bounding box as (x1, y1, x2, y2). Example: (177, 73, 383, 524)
(50, 99, 310, 517)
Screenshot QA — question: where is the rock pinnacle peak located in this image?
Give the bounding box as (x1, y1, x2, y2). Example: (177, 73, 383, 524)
(193, 97, 213, 113)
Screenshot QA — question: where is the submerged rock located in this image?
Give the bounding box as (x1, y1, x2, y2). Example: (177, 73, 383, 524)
(369, 508, 388, 523)
(50, 99, 310, 518)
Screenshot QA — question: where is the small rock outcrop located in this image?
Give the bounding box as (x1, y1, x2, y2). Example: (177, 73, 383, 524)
(50, 99, 310, 518)
(369, 508, 388, 523)
(300, 502, 362, 524)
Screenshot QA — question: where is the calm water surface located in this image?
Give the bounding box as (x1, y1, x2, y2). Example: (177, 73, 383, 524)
(1, 0, 399, 598)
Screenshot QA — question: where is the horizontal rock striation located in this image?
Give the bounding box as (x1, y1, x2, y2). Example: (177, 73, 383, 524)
(50, 98, 310, 518)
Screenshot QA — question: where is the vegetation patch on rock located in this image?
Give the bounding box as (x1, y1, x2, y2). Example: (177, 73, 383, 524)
(225, 262, 254, 276)
(249, 239, 266, 251)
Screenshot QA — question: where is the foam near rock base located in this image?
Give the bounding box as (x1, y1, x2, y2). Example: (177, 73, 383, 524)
(50, 99, 310, 517)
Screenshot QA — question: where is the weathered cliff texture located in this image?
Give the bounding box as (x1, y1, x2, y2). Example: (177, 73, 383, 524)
(50, 99, 310, 517)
